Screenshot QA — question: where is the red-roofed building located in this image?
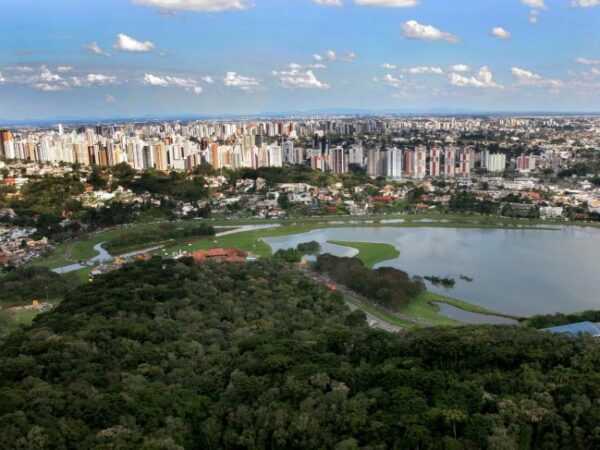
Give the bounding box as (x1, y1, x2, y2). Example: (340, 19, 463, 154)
(192, 248, 248, 263)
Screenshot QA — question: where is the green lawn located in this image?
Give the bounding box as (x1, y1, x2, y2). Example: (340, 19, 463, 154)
(327, 240, 400, 268)
(401, 291, 520, 326)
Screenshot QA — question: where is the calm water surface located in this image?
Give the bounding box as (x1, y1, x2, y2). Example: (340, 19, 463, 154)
(263, 226, 600, 317)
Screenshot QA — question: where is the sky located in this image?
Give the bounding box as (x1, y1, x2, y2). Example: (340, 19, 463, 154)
(1, 0, 600, 120)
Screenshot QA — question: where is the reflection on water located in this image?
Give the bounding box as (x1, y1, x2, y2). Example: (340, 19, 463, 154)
(263, 226, 600, 317)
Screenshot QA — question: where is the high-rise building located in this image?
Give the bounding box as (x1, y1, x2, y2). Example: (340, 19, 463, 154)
(443, 147, 456, 177)
(488, 153, 506, 172)
(429, 147, 441, 177)
(386, 147, 402, 179)
(415, 146, 427, 179)
(367, 149, 385, 177)
(457, 149, 470, 176)
(331, 146, 348, 174)
(403, 149, 415, 177)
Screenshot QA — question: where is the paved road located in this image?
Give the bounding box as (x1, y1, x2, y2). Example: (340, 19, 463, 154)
(344, 300, 403, 333)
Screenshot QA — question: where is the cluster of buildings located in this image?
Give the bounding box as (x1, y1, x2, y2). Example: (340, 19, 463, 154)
(0, 219, 52, 266)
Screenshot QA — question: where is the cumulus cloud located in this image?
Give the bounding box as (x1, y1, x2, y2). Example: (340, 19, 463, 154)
(272, 68, 329, 89)
(402, 66, 443, 74)
(522, 0, 545, 23)
(105, 94, 116, 102)
(113, 33, 155, 52)
(449, 64, 470, 72)
(355, 0, 419, 6)
(131, 0, 250, 12)
(143, 73, 203, 93)
(223, 71, 260, 91)
(576, 57, 600, 65)
(511, 67, 563, 88)
(491, 27, 511, 39)
(522, 0, 546, 7)
(529, 10, 539, 23)
(15, 66, 34, 72)
(201, 75, 214, 83)
(381, 63, 396, 69)
(571, 0, 599, 6)
(449, 66, 501, 88)
(83, 42, 110, 57)
(57, 66, 73, 72)
(383, 73, 404, 88)
(143, 73, 167, 86)
(314, 0, 342, 5)
(72, 73, 119, 86)
(313, 50, 354, 64)
(402, 20, 458, 43)
(0, 72, 4, 83)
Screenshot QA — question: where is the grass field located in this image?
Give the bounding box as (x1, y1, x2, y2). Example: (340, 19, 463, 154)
(327, 240, 400, 268)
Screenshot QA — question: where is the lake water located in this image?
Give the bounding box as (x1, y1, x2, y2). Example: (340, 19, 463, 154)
(263, 226, 600, 317)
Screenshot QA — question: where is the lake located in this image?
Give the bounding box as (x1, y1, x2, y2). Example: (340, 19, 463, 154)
(263, 226, 600, 317)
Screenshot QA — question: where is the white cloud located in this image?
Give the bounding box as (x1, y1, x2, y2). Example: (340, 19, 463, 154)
(402, 66, 443, 74)
(345, 51, 357, 62)
(72, 73, 119, 86)
(131, 0, 250, 12)
(288, 63, 303, 70)
(383, 73, 404, 87)
(571, 0, 599, 6)
(325, 50, 337, 61)
(143, 73, 204, 93)
(0, 72, 4, 83)
(449, 64, 470, 72)
(314, 0, 343, 5)
(272, 68, 329, 89)
(491, 27, 511, 40)
(529, 10, 539, 23)
(576, 57, 600, 65)
(313, 54, 323, 62)
(449, 66, 502, 88)
(83, 42, 110, 57)
(511, 67, 563, 88)
(201, 75, 214, 83)
(113, 33, 155, 52)
(15, 66, 34, 72)
(380, 63, 396, 69)
(355, 0, 419, 6)
(402, 20, 458, 43)
(522, 0, 545, 23)
(143, 73, 169, 86)
(223, 71, 260, 90)
(57, 66, 73, 72)
(105, 94, 116, 103)
(143, 73, 195, 87)
(522, 0, 546, 8)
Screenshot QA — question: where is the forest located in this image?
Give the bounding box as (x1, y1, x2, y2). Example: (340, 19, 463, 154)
(2, 258, 600, 448)
(315, 254, 423, 309)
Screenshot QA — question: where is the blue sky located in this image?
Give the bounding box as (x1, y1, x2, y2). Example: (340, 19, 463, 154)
(1, 0, 600, 120)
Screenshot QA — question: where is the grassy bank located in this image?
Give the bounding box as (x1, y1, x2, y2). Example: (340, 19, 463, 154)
(327, 240, 400, 268)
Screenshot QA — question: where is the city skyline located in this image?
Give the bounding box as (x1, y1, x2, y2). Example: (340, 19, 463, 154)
(2, 0, 600, 121)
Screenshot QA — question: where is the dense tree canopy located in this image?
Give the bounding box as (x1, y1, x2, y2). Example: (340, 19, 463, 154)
(1, 259, 600, 449)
